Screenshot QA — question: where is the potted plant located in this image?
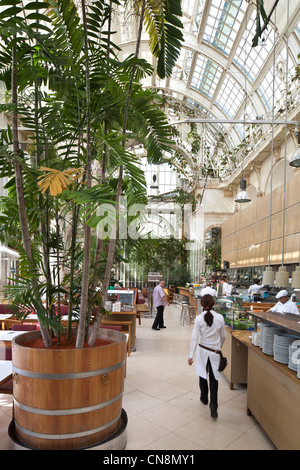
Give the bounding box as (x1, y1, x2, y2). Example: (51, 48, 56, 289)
(0, 0, 183, 449)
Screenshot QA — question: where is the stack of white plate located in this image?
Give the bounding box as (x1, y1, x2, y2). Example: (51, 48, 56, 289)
(273, 333, 299, 364)
(262, 326, 284, 355)
(251, 331, 261, 346)
(288, 340, 300, 372)
(259, 323, 266, 349)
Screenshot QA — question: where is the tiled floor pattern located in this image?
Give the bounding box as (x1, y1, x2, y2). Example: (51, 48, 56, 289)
(0, 305, 276, 450)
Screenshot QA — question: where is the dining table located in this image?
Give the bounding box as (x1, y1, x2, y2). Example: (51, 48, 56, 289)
(0, 330, 26, 342)
(0, 360, 13, 387)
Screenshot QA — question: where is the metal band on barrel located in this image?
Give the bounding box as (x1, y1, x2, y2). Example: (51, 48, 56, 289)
(13, 390, 123, 416)
(12, 359, 125, 380)
(14, 413, 122, 440)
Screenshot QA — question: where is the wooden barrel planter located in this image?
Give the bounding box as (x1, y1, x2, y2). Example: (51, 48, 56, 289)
(10, 329, 127, 450)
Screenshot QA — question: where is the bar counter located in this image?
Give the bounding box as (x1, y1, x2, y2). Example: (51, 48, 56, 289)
(177, 287, 197, 308)
(224, 312, 300, 450)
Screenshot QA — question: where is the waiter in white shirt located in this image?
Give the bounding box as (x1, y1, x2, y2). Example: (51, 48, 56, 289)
(218, 277, 231, 296)
(201, 282, 217, 297)
(248, 280, 263, 296)
(267, 290, 299, 315)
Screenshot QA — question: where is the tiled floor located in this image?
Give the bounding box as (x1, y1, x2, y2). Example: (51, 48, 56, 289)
(0, 305, 276, 450)
(124, 305, 275, 450)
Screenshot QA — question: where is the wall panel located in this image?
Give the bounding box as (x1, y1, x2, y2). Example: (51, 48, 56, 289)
(222, 172, 300, 268)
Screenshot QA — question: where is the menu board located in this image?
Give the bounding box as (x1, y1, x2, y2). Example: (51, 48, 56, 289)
(108, 290, 135, 306)
(118, 292, 135, 306)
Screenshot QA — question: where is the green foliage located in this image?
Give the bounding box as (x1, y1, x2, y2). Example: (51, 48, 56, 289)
(143, 0, 184, 78)
(0, 0, 184, 344)
(252, 0, 269, 47)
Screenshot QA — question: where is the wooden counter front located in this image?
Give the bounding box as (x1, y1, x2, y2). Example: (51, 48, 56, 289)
(247, 345, 300, 450)
(226, 326, 300, 449)
(222, 327, 249, 389)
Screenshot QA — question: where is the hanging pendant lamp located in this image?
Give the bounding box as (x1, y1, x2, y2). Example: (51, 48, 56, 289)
(235, 177, 251, 203)
(290, 131, 300, 167)
(275, 266, 289, 288)
(150, 174, 158, 189)
(291, 266, 300, 288)
(262, 266, 275, 286)
(289, 146, 300, 167)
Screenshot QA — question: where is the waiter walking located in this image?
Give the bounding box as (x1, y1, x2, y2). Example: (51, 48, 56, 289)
(152, 279, 170, 330)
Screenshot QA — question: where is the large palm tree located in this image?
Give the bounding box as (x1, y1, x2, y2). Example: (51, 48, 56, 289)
(0, 0, 184, 348)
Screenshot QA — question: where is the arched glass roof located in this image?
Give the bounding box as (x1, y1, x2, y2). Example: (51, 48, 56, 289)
(116, 0, 300, 182)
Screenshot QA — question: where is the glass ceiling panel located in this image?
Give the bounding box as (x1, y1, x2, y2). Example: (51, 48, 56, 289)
(257, 47, 297, 113)
(116, 0, 300, 183)
(172, 48, 193, 82)
(216, 73, 244, 118)
(190, 55, 222, 97)
(203, 0, 246, 55)
(233, 9, 273, 83)
(296, 21, 300, 40)
(235, 99, 258, 140)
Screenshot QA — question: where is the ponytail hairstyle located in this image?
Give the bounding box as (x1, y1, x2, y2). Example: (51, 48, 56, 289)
(201, 294, 215, 327)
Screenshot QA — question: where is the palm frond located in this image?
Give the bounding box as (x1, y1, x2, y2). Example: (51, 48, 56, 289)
(38, 167, 84, 196)
(143, 0, 184, 79)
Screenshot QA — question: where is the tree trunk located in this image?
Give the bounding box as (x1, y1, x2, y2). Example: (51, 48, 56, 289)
(88, 167, 123, 346)
(88, 0, 146, 347)
(75, 0, 92, 349)
(12, 43, 52, 348)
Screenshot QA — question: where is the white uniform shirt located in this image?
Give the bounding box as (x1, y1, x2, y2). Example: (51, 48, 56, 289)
(248, 283, 263, 295)
(189, 310, 226, 380)
(270, 299, 299, 315)
(200, 286, 217, 297)
(221, 282, 232, 296)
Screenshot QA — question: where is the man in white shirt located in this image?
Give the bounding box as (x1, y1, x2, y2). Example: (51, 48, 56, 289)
(248, 280, 263, 296)
(268, 290, 299, 315)
(201, 282, 217, 297)
(218, 277, 231, 296)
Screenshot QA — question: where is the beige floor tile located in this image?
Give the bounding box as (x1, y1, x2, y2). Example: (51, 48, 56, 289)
(142, 431, 205, 450)
(122, 390, 163, 416)
(0, 304, 276, 451)
(139, 401, 196, 431)
(139, 380, 187, 401)
(125, 415, 169, 450)
(168, 391, 209, 416)
(225, 430, 276, 450)
(174, 414, 244, 450)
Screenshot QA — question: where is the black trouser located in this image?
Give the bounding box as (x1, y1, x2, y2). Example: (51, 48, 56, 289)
(152, 305, 164, 329)
(199, 358, 218, 407)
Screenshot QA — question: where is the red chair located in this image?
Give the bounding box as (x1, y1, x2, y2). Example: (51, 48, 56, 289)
(55, 305, 69, 315)
(0, 346, 12, 360)
(12, 324, 37, 331)
(100, 325, 122, 332)
(0, 304, 15, 314)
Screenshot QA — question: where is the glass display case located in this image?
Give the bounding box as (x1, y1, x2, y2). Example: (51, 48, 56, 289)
(214, 298, 255, 331)
(106, 289, 136, 311)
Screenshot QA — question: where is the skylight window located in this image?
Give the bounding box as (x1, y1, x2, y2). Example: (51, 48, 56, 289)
(203, 0, 245, 55)
(191, 55, 222, 98)
(234, 11, 272, 82)
(216, 73, 243, 118)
